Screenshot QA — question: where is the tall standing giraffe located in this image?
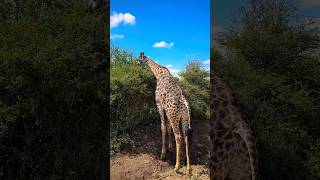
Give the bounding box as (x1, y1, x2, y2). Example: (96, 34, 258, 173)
(138, 52, 193, 174)
(210, 65, 258, 180)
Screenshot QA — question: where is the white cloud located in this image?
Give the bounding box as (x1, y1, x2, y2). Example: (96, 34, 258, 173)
(153, 41, 174, 49)
(110, 34, 124, 40)
(203, 59, 210, 65)
(165, 65, 180, 77)
(110, 12, 136, 28)
(163, 64, 180, 76)
(168, 67, 180, 76)
(175, 74, 182, 79)
(169, 68, 181, 76)
(303, 0, 320, 7)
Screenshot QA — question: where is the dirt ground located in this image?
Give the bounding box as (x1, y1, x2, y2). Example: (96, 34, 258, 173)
(110, 118, 211, 180)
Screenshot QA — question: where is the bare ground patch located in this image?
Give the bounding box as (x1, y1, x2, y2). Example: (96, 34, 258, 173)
(110, 118, 210, 180)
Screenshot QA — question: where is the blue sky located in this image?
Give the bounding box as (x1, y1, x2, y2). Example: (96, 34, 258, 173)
(213, 0, 320, 37)
(110, 0, 210, 76)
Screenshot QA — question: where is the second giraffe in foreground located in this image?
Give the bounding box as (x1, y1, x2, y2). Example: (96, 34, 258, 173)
(139, 52, 193, 174)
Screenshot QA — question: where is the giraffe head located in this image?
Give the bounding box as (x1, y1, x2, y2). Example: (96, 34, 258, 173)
(138, 52, 148, 64)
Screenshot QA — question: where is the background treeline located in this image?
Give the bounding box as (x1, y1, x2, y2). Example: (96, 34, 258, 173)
(0, 0, 108, 179)
(213, 0, 320, 179)
(110, 46, 209, 152)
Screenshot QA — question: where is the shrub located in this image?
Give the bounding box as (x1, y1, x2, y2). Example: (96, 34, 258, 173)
(110, 46, 158, 152)
(179, 60, 210, 120)
(0, 1, 107, 179)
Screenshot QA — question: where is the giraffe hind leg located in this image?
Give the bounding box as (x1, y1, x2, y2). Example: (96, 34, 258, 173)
(173, 132, 182, 172)
(182, 114, 192, 175)
(160, 121, 167, 160)
(156, 101, 167, 160)
(167, 119, 173, 151)
(169, 114, 182, 172)
(185, 135, 191, 175)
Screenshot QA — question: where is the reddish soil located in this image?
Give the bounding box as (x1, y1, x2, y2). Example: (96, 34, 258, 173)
(110, 119, 211, 180)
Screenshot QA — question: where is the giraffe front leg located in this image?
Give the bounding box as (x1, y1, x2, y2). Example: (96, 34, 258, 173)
(156, 102, 166, 160)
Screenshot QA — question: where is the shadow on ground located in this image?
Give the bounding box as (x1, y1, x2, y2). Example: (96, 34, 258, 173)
(110, 118, 211, 180)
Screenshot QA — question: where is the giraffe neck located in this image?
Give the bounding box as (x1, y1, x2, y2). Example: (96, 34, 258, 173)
(211, 75, 241, 127)
(211, 75, 224, 102)
(145, 58, 171, 79)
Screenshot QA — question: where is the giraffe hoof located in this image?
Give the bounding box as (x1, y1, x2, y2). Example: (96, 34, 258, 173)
(187, 167, 191, 176)
(168, 144, 173, 151)
(160, 153, 166, 160)
(173, 166, 180, 172)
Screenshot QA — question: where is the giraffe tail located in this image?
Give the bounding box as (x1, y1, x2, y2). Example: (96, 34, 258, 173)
(182, 98, 191, 129)
(182, 96, 192, 152)
(187, 127, 193, 153)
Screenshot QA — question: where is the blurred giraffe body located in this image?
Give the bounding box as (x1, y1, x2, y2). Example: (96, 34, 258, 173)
(210, 72, 258, 180)
(139, 52, 193, 174)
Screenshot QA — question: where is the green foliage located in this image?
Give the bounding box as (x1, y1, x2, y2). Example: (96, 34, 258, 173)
(307, 139, 320, 179)
(179, 61, 210, 120)
(110, 46, 158, 152)
(220, 0, 320, 87)
(216, 0, 320, 179)
(218, 57, 317, 179)
(0, 1, 107, 179)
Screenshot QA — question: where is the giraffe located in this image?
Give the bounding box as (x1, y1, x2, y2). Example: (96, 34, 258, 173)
(138, 52, 193, 174)
(209, 64, 258, 180)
